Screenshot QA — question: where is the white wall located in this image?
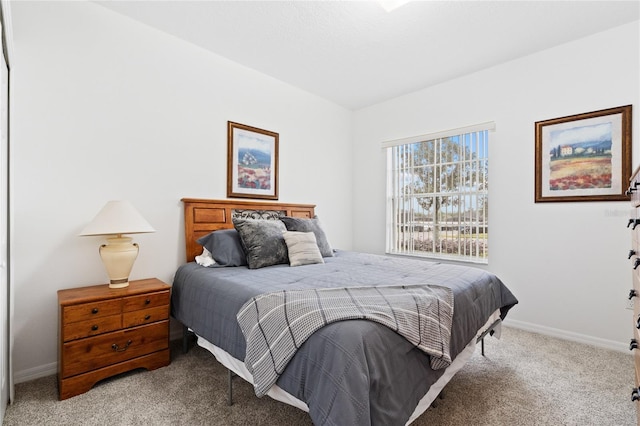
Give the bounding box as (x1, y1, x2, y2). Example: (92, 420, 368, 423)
(353, 21, 640, 350)
(10, 1, 352, 381)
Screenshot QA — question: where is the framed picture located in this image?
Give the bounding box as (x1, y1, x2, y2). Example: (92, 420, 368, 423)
(227, 121, 279, 200)
(535, 105, 632, 203)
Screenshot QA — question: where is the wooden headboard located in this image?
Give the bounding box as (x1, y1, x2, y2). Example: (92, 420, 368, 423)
(181, 198, 316, 262)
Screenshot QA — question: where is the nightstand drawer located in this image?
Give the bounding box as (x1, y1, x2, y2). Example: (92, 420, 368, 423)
(123, 305, 169, 328)
(62, 314, 121, 342)
(61, 321, 169, 378)
(123, 291, 170, 312)
(63, 299, 121, 323)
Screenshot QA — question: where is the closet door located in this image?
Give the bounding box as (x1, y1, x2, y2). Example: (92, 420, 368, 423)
(0, 9, 8, 418)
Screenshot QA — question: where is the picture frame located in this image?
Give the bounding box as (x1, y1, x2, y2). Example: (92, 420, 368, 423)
(227, 121, 279, 200)
(534, 105, 632, 203)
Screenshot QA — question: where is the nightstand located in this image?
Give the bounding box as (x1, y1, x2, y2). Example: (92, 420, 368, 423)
(57, 277, 171, 400)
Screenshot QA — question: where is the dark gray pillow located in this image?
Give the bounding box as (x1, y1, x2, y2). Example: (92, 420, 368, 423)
(196, 229, 247, 267)
(280, 216, 334, 257)
(233, 219, 289, 269)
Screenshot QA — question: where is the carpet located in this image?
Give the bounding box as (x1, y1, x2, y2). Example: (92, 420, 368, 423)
(3, 326, 635, 425)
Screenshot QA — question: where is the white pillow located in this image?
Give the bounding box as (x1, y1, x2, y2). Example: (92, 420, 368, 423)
(282, 231, 324, 267)
(195, 247, 216, 267)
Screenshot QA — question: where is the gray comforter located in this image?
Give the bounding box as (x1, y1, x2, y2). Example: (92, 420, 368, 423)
(238, 284, 454, 397)
(171, 250, 518, 426)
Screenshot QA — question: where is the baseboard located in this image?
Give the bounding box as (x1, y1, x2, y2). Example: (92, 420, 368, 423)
(504, 319, 628, 353)
(14, 362, 57, 384)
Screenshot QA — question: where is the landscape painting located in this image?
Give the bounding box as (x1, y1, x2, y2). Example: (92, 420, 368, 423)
(535, 105, 631, 202)
(227, 121, 279, 200)
(548, 123, 612, 191)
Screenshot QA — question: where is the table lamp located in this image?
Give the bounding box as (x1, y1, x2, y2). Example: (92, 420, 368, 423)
(79, 200, 155, 288)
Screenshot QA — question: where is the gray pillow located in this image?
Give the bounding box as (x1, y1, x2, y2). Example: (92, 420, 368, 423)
(280, 216, 334, 257)
(233, 219, 289, 269)
(282, 231, 324, 267)
(196, 229, 247, 267)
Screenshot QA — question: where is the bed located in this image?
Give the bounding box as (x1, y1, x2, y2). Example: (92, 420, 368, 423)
(171, 198, 518, 425)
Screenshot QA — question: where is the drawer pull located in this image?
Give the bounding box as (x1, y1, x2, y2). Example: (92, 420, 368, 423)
(92, 308, 99, 314)
(636, 316, 640, 329)
(112, 340, 133, 352)
(632, 388, 640, 402)
(629, 289, 638, 300)
(144, 315, 151, 320)
(630, 250, 637, 259)
(145, 299, 151, 305)
(631, 339, 638, 351)
(91, 325, 99, 331)
(634, 259, 640, 270)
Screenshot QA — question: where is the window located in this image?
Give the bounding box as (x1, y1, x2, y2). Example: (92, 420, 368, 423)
(384, 123, 494, 263)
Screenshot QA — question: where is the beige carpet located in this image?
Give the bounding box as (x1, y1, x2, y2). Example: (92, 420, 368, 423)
(3, 327, 636, 425)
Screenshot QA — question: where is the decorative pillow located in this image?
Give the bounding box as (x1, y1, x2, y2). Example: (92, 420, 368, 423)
(195, 247, 216, 267)
(282, 231, 324, 267)
(196, 229, 247, 267)
(280, 216, 334, 257)
(233, 219, 289, 269)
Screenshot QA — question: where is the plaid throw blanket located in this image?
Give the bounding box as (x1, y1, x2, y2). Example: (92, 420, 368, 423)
(237, 285, 454, 397)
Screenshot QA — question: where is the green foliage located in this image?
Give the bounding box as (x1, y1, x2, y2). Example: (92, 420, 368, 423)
(398, 137, 487, 232)
(408, 237, 488, 257)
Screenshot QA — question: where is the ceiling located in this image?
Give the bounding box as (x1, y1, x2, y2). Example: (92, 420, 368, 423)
(96, 1, 640, 110)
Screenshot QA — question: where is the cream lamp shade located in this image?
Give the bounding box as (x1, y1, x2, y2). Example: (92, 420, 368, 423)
(79, 200, 155, 288)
